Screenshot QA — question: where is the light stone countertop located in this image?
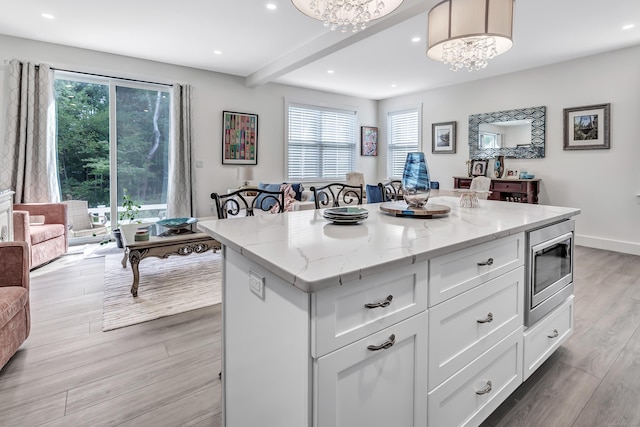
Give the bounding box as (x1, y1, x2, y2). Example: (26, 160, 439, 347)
(198, 197, 580, 293)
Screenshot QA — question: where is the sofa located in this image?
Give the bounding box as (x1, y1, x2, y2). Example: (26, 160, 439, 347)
(0, 241, 30, 371)
(13, 203, 68, 269)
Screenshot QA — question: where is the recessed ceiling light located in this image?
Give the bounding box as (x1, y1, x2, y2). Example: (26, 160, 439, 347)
(622, 24, 635, 30)
(266, 3, 277, 10)
(42, 13, 55, 19)
(391, 84, 397, 88)
(214, 50, 222, 55)
(327, 70, 335, 74)
(411, 36, 421, 42)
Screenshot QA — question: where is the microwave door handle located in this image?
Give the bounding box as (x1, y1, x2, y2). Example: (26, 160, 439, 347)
(531, 232, 573, 254)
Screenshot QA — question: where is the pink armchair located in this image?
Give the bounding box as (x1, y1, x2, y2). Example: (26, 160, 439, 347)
(0, 241, 30, 371)
(13, 203, 68, 269)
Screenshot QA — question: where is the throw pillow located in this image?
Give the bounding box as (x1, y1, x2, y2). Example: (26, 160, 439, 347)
(272, 183, 296, 213)
(256, 183, 282, 211)
(284, 183, 304, 201)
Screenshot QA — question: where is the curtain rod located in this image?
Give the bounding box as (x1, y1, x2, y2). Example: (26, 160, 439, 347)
(52, 67, 174, 87)
(4, 59, 174, 87)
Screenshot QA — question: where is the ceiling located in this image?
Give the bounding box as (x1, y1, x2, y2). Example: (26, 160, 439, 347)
(1, 0, 639, 100)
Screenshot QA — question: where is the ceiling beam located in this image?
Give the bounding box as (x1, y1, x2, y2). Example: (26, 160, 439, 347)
(245, 0, 435, 88)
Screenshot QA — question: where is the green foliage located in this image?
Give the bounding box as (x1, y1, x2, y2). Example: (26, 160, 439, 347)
(118, 188, 141, 226)
(55, 79, 170, 208)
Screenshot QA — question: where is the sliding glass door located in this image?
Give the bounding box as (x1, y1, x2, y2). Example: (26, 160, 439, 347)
(54, 72, 170, 238)
(114, 85, 170, 224)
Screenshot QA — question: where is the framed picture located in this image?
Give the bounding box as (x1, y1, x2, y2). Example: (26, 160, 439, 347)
(563, 103, 610, 150)
(222, 111, 258, 165)
(471, 160, 488, 176)
(432, 121, 456, 154)
(506, 169, 520, 178)
(361, 126, 378, 156)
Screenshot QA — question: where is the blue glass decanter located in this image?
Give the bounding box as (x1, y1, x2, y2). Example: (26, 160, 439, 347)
(401, 152, 431, 208)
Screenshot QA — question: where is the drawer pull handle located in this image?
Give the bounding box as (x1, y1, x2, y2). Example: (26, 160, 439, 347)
(477, 312, 494, 324)
(477, 258, 494, 266)
(364, 295, 393, 309)
(476, 380, 492, 395)
(548, 329, 559, 339)
(367, 334, 395, 351)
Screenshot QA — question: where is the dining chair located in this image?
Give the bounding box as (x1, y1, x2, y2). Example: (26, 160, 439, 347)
(309, 183, 363, 209)
(211, 188, 285, 219)
(470, 176, 492, 199)
(377, 180, 402, 201)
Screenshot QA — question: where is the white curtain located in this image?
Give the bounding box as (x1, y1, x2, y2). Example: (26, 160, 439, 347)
(166, 84, 193, 218)
(0, 60, 59, 203)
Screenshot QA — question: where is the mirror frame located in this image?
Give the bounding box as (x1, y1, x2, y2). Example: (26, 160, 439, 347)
(468, 106, 546, 159)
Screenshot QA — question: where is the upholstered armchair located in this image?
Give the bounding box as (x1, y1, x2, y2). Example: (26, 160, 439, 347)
(13, 203, 68, 269)
(0, 241, 30, 371)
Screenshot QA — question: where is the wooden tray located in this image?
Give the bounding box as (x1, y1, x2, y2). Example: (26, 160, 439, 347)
(380, 201, 451, 218)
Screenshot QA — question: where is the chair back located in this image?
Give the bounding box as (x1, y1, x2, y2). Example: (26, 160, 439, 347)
(309, 183, 363, 209)
(470, 176, 491, 199)
(377, 180, 402, 201)
(211, 189, 285, 219)
(366, 184, 385, 203)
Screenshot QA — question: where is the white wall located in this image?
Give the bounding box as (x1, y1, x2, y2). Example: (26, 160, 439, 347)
(0, 35, 378, 218)
(3, 34, 639, 255)
(379, 44, 640, 255)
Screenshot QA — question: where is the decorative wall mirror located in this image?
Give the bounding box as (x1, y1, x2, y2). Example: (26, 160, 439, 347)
(468, 106, 546, 159)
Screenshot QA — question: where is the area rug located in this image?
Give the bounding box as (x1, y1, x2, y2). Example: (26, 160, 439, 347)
(102, 251, 222, 331)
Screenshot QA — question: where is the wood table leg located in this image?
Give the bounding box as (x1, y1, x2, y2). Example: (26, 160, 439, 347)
(121, 248, 128, 268)
(129, 249, 144, 297)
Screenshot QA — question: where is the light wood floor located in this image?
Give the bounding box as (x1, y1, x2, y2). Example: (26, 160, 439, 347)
(0, 245, 639, 426)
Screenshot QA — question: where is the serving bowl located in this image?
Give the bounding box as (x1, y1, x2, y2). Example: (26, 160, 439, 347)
(156, 217, 197, 230)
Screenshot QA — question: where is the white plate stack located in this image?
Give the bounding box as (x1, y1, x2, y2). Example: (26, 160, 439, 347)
(323, 207, 369, 225)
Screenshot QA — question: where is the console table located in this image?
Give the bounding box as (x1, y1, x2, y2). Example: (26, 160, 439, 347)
(454, 177, 541, 204)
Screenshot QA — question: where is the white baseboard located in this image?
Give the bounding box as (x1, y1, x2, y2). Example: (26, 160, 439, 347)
(575, 234, 640, 256)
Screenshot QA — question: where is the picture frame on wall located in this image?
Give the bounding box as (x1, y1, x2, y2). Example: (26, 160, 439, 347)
(361, 126, 378, 156)
(563, 103, 610, 150)
(471, 159, 488, 176)
(222, 111, 258, 165)
(432, 121, 456, 154)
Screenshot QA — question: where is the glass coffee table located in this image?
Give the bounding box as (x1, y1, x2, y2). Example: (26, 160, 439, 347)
(119, 222, 221, 297)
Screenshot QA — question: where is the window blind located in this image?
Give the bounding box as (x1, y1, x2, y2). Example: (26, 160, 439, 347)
(287, 104, 356, 181)
(387, 109, 420, 178)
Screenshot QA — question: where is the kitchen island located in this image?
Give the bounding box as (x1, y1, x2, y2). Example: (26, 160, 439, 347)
(198, 196, 580, 427)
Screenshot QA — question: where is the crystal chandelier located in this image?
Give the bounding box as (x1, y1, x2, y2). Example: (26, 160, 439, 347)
(427, 0, 514, 72)
(291, 0, 404, 33)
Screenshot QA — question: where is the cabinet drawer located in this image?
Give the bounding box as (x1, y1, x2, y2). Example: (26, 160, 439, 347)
(428, 327, 523, 427)
(429, 233, 524, 306)
(312, 262, 427, 357)
(428, 267, 524, 390)
(523, 295, 574, 380)
(492, 181, 526, 192)
(315, 312, 427, 427)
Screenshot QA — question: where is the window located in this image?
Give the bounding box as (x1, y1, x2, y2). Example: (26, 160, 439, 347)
(479, 131, 502, 149)
(387, 108, 420, 178)
(287, 103, 356, 181)
(54, 72, 171, 232)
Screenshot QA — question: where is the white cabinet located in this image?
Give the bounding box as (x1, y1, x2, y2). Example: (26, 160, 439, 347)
(428, 232, 524, 306)
(0, 190, 14, 242)
(220, 228, 572, 427)
(428, 327, 523, 427)
(315, 312, 427, 427)
(428, 267, 524, 390)
(523, 295, 574, 380)
(313, 262, 427, 357)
